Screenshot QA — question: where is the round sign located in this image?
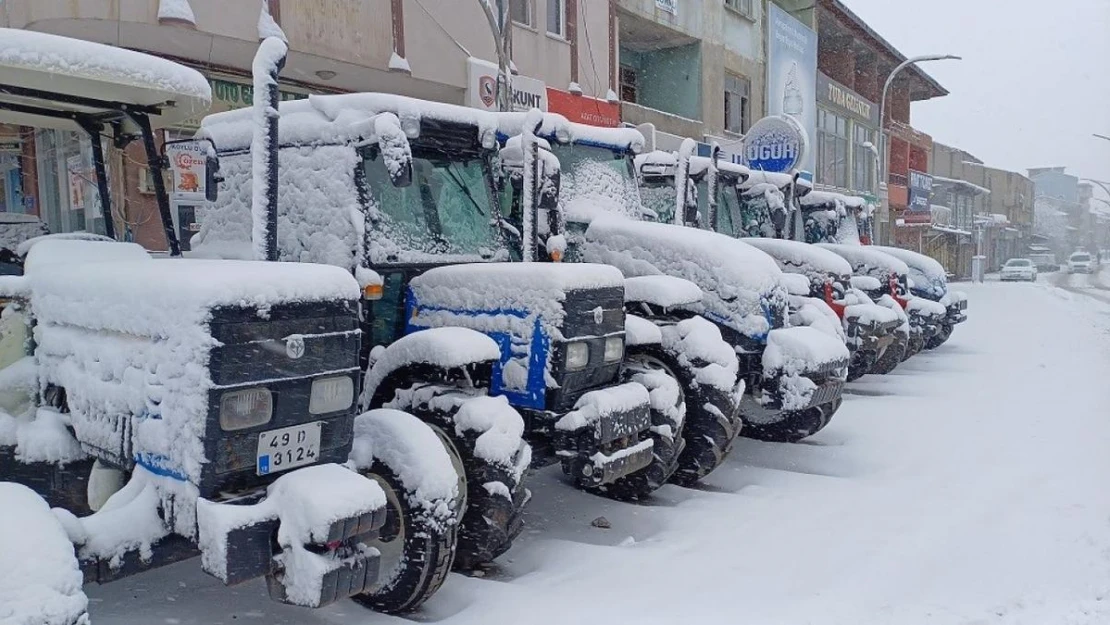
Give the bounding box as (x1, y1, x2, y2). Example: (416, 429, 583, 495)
(743, 115, 808, 173)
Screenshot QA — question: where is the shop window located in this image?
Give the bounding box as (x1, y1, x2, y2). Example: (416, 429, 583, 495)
(724, 73, 750, 134)
(620, 65, 638, 104)
(547, 0, 565, 37)
(724, 0, 754, 18)
(852, 125, 874, 192)
(817, 108, 849, 189)
(511, 0, 532, 27)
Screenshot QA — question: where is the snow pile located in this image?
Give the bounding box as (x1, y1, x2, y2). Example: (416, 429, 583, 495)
(555, 383, 651, 433)
(453, 395, 530, 480)
(581, 215, 784, 339)
(762, 327, 848, 410)
(157, 0, 196, 24)
(360, 327, 501, 408)
(876, 294, 911, 335)
(790, 296, 847, 343)
(849, 275, 882, 291)
(742, 237, 853, 282)
(0, 483, 88, 625)
(816, 242, 909, 281)
(15, 233, 114, 258)
(625, 367, 684, 439)
(0, 28, 211, 101)
(623, 275, 702, 309)
(556, 151, 645, 223)
(624, 314, 662, 347)
(497, 112, 645, 155)
(779, 273, 811, 296)
(257, 1, 287, 41)
(3, 407, 85, 464)
(875, 245, 949, 299)
(843, 300, 900, 327)
(660, 317, 740, 395)
(388, 52, 411, 73)
(194, 145, 362, 268)
(906, 297, 947, 319)
(197, 462, 385, 606)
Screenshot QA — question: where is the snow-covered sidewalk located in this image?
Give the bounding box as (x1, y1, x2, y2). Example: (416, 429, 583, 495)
(86, 281, 1110, 625)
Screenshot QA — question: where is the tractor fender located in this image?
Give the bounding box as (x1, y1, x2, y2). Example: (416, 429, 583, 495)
(360, 328, 501, 411)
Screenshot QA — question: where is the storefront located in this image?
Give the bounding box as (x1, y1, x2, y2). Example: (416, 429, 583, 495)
(815, 72, 879, 197)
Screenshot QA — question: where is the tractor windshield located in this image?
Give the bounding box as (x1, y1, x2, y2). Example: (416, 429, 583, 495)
(551, 144, 644, 221)
(362, 148, 503, 264)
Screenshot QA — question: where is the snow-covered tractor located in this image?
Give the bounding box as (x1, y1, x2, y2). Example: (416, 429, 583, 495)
(0, 31, 465, 621)
(742, 238, 904, 381)
(497, 116, 849, 444)
(194, 91, 681, 534)
(797, 189, 875, 246)
(873, 245, 967, 348)
(818, 243, 948, 362)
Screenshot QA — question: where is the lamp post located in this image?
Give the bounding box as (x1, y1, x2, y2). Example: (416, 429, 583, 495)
(1094, 133, 1110, 143)
(876, 54, 961, 245)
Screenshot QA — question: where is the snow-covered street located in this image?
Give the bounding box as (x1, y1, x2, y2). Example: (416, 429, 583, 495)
(84, 280, 1110, 625)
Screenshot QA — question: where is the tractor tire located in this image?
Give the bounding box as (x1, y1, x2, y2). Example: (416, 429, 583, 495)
(588, 349, 686, 501)
(925, 323, 954, 350)
(742, 398, 841, 443)
(350, 411, 462, 614)
(385, 384, 530, 571)
(872, 334, 908, 375)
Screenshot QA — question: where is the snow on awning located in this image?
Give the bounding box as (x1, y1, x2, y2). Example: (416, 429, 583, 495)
(931, 225, 972, 236)
(932, 175, 991, 195)
(0, 28, 211, 131)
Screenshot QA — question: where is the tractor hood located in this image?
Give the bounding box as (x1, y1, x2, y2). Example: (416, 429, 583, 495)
(579, 215, 786, 340)
(742, 238, 853, 288)
(873, 245, 949, 300)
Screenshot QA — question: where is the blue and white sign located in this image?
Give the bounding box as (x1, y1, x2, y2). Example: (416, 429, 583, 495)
(744, 115, 806, 173)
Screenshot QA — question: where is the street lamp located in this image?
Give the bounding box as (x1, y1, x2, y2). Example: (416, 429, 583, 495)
(1094, 133, 1110, 142)
(875, 54, 961, 244)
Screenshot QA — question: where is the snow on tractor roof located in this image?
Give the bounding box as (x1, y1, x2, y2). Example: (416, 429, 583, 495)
(0, 28, 211, 131)
(817, 243, 910, 278)
(201, 91, 503, 151)
(742, 238, 853, 278)
(495, 111, 645, 153)
(740, 170, 794, 190)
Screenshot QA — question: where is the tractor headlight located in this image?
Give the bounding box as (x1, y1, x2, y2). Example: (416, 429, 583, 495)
(219, 387, 273, 431)
(603, 336, 624, 363)
(309, 375, 355, 415)
(565, 341, 590, 371)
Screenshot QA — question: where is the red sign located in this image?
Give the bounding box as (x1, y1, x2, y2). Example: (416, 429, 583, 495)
(546, 88, 620, 128)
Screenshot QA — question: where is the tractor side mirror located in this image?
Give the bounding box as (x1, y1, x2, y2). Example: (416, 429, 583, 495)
(206, 152, 221, 202)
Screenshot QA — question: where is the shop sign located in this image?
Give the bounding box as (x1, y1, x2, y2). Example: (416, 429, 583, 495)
(743, 115, 807, 173)
(766, 4, 817, 175)
(175, 73, 312, 130)
(546, 88, 620, 127)
(817, 72, 879, 127)
(906, 169, 933, 224)
(166, 141, 209, 202)
(655, 0, 677, 16)
(467, 58, 547, 113)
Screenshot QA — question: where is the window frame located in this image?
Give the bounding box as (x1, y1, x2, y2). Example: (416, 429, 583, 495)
(724, 72, 751, 135)
(724, 0, 755, 19)
(546, 0, 566, 38)
(510, 0, 534, 28)
(620, 64, 638, 104)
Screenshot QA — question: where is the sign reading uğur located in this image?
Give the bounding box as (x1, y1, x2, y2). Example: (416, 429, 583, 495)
(467, 58, 548, 113)
(817, 72, 879, 127)
(166, 141, 209, 202)
(743, 114, 808, 173)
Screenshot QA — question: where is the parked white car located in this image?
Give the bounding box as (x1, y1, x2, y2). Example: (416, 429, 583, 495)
(1000, 258, 1037, 282)
(1067, 252, 1093, 274)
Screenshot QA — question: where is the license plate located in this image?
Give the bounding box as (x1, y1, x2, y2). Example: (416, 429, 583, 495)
(257, 422, 322, 476)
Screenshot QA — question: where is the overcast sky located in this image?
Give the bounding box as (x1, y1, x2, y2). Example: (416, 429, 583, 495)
(842, 0, 1110, 198)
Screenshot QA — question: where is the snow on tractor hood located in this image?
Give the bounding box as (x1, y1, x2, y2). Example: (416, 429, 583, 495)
(25, 240, 359, 338)
(580, 215, 784, 338)
(742, 238, 852, 285)
(495, 111, 645, 154)
(408, 262, 625, 339)
(816, 243, 910, 281)
(0, 28, 211, 132)
(873, 245, 949, 299)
